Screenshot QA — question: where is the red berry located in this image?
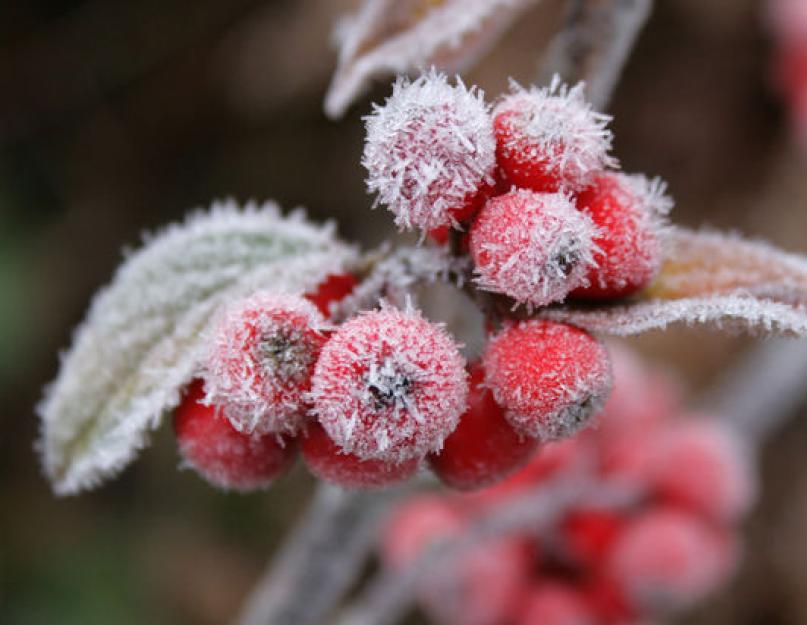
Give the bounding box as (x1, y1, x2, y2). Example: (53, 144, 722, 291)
(429, 363, 539, 490)
(173, 380, 297, 491)
(363, 70, 496, 232)
(310, 305, 468, 462)
(426, 537, 534, 625)
(305, 273, 358, 318)
(301, 423, 419, 489)
(203, 292, 326, 435)
(492, 78, 615, 193)
(560, 508, 625, 569)
(469, 189, 598, 308)
(571, 172, 672, 300)
(482, 320, 612, 441)
(583, 574, 635, 623)
(653, 419, 757, 522)
(381, 495, 466, 568)
(606, 508, 738, 613)
(520, 583, 596, 625)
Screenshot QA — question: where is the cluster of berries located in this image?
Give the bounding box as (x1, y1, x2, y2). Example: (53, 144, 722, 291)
(769, 0, 807, 147)
(363, 71, 672, 306)
(172, 276, 611, 491)
(382, 347, 757, 625)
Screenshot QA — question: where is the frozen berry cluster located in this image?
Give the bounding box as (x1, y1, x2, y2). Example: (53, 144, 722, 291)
(363, 71, 672, 306)
(381, 347, 757, 625)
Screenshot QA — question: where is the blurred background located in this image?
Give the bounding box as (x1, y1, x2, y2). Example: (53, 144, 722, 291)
(3, 0, 807, 623)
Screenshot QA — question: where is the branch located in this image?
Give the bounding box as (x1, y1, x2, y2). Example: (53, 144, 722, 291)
(539, 0, 653, 109)
(234, 484, 396, 625)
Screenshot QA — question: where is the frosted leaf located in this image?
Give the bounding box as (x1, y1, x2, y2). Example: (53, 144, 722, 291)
(325, 0, 540, 118)
(363, 70, 495, 232)
(38, 201, 357, 495)
(646, 227, 807, 305)
(542, 295, 807, 336)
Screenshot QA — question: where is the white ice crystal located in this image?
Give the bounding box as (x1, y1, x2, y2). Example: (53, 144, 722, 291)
(38, 201, 357, 495)
(363, 70, 496, 232)
(494, 76, 617, 190)
(325, 0, 540, 118)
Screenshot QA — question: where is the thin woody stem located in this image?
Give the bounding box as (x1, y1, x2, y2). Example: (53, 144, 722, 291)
(539, 0, 654, 109)
(234, 484, 396, 625)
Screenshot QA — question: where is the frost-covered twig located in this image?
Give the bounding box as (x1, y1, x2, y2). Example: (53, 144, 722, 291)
(335, 476, 638, 625)
(235, 484, 395, 625)
(700, 338, 807, 447)
(539, 0, 653, 109)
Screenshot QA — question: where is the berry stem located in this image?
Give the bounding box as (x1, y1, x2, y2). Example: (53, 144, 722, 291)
(539, 0, 654, 109)
(234, 484, 397, 625)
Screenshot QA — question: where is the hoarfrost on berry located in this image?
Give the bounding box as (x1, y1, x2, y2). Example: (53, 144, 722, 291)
(470, 189, 599, 308)
(493, 77, 616, 192)
(203, 292, 327, 435)
(309, 304, 468, 462)
(363, 70, 496, 232)
(482, 320, 612, 441)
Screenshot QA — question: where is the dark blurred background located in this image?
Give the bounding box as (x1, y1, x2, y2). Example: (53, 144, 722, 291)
(3, 0, 807, 623)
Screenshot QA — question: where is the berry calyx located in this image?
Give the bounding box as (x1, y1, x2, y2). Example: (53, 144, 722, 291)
(492, 78, 615, 193)
(429, 363, 539, 490)
(363, 70, 496, 233)
(571, 172, 672, 300)
(305, 273, 358, 318)
(469, 189, 598, 308)
(309, 304, 468, 462)
(173, 380, 297, 491)
(482, 320, 612, 441)
(301, 423, 419, 489)
(203, 292, 327, 435)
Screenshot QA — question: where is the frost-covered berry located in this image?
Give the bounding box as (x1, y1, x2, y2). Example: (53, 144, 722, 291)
(173, 380, 297, 491)
(305, 273, 358, 318)
(429, 362, 539, 490)
(362, 70, 496, 233)
(571, 173, 672, 300)
(469, 190, 598, 308)
(310, 305, 468, 462)
(301, 423, 419, 489)
(520, 583, 596, 625)
(653, 419, 757, 522)
(607, 508, 737, 613)
(493, 78, 615, 193)
(381, 495, 466, 568)
(203, 292, 327, 435)
(482, 320, 612, 441)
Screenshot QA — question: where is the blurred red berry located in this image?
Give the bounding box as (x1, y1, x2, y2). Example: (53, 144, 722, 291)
(173, 380, 297, 491)
(560, 508, 625, 569)
(429, 363, 539, 490)
(483, 320, 612, 441)
(520, 582, 596, 625)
